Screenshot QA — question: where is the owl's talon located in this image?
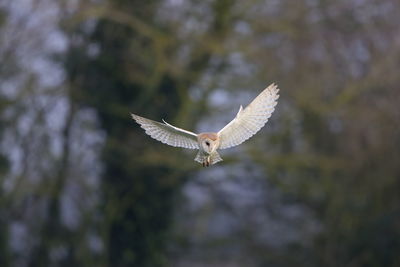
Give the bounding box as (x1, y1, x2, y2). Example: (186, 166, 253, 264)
(207, 156, 211, 167)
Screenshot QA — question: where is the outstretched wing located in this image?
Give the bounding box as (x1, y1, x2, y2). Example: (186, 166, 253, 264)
(218, 83, 279, 149)
(131, 114, 199, 149)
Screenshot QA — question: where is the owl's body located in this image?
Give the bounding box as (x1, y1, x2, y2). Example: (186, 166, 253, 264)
(131, 84, 279, 167)
(196, 132, 221, 167)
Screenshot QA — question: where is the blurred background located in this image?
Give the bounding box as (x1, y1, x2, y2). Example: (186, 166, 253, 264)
(1, 0, 400, 266)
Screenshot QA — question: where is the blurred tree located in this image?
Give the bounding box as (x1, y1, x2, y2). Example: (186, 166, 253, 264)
(239, 0, 400, 266)
(0, 1, 103, 266)
(63, 0, 237, 266)
(0, 6, 12, 267)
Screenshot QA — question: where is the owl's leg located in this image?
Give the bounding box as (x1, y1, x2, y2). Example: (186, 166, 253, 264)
(202, 156, 210, 167)
(195, 150, 208, 167)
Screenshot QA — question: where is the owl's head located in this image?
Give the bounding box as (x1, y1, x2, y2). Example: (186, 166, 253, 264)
(201, 139, 217, 153)
(198, 132, 219, 154)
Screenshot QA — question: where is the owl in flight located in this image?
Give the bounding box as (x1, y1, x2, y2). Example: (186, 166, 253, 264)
(131, 83, 279, 167)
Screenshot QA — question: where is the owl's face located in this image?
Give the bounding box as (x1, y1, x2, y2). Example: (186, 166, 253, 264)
(198, 132, 219, 154)
(201, 138, 218, 154)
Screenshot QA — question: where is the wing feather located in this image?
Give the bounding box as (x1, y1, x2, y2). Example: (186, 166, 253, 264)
(218, 84, 279, 149)
(131, 114, 199, 149)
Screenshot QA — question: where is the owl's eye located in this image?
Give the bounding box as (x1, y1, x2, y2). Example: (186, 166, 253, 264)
(205, 141, 210, 146)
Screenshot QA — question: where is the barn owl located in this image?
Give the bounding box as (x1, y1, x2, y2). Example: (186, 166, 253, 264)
(131, 83, 279, 167)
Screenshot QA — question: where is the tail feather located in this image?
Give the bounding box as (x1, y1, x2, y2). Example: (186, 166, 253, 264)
(210, 152, 223, 165)
(194, 151, 205, 164)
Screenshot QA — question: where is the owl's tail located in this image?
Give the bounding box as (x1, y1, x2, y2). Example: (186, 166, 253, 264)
(195, 151, 223, 167)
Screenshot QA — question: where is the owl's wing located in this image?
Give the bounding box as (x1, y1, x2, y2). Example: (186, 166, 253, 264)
(131, 114, 199, 149)
(217, 83, 279, 149)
